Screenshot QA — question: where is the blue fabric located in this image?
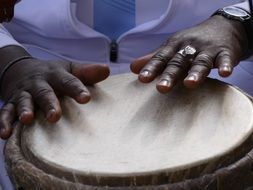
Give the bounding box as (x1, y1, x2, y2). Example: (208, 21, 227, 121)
(94, 0, 136, 40)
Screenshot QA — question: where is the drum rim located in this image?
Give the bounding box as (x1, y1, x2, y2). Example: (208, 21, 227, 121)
(5, 77, 253, 188)
(20, 77, 253, 177)
(5, 121, 253, 189)
(20, 121, 253, 177)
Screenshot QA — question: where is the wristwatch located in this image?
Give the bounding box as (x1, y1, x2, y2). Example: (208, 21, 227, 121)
(214, 6, 251, 21)
(213, 6, 253, 58)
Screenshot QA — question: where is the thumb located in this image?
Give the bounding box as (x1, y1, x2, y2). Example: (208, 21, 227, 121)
(71, 63, 110, 85)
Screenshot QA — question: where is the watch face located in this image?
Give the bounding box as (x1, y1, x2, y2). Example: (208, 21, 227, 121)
(224, 7, 249, 17)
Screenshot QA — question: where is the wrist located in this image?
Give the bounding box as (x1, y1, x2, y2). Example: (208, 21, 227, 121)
(0, 46, 33, 96)
(0, 45, 31, 70)
(212, 6, 253, 59)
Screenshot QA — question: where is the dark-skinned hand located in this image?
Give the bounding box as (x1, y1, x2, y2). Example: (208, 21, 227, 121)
(131, 15, 249, 93)
(0, 0, 17, 22)
(0, 48, 110, 139)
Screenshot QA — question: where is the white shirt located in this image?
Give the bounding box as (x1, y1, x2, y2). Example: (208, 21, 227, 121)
(74, 0, 169, 29)
(2, 0, 242, 64)
(2, 1, 253, 190)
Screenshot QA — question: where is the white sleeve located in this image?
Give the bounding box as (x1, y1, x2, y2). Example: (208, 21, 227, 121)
(0, 24, 22, 49)
(234, 1, 250, 12)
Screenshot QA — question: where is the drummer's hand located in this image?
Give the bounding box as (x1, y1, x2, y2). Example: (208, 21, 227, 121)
(130, 15, 248, 93)
(0, 48, 110, 139)
(0, 0, 17, 22)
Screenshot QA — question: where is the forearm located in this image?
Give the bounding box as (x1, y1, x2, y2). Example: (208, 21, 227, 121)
(0, 46, 31, 72)
(0, 24, 30, 72)
(0, 23, 33, 99)
(230, 1, 253, 59)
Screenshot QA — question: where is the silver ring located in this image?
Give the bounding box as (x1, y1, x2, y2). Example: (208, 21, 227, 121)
(177, 45, 197, 59)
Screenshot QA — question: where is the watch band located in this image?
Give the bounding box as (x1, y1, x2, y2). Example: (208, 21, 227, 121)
(249, 0, 253, 16)
(213, 6, 253, 59)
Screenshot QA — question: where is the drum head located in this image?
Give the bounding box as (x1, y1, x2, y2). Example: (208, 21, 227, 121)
(20, 74, 253, 186)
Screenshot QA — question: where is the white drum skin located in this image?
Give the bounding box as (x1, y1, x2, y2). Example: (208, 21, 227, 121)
(5, 74, 253, 189)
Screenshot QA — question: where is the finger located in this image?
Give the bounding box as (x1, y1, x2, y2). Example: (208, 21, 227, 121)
(71, 63, 110, 85)
(49, 71, 91, 104)
(29, 81, 61, 123)
(139, 45, 178, 83)
(215, 50, 236, 77)
(184, 53, 214, 89)
(0, 103, 16, 139)
(130, 53, 155, 74)
(156, 53, 190, 93)
(15, 91, 34, 124)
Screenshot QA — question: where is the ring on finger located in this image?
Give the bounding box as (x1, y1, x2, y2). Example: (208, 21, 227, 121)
(177, 45, 197, 60)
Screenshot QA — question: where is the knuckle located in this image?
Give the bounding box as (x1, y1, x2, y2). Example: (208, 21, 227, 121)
(216, 51, 235, 68)
(1, 106, 10, 113)
(168, 55, 186, 68)
(0, 103, 14, 114)
(16, 91, 32, 105)
(143, 60, 166, 74)
(19, 91, 31, 99)
(189, 69, 208, 77)
(161, 72, 177, 81)
(152, 48, 174, 63)
(162, 67, 180, 80)
(218, 50, 231, 58)
(61, 76, 78, 87)
(152, 53, 168, 63)
(193, 54, 213, 69)
(33, 88, 53, 99)
(27, 73, 44, 81)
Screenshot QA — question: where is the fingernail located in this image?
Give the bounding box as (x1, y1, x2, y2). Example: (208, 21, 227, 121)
(78, 92, 91, 103)
(0, 128, 6, 135)
(46, 109, 56, 120)
(80, 91, 90, 98)
(221, 65, 232, 73)
(186, 74, 198, 82)
(19, 111, 29, 120)
(158, 80, 171, 87)
(19, 111, 33, 124)
(0, 127, 8, 139)
(157, 80, 173, 93)
(140, 70, 152, 78)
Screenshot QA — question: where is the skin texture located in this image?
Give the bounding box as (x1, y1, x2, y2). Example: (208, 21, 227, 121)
(0, 0, 16, 22)
(0, 56, 110, 139)
(131, 15, 249, 93)
(0, 15, 249, 139)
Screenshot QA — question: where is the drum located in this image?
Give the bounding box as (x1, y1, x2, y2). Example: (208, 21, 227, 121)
(5, 73, 253, 190)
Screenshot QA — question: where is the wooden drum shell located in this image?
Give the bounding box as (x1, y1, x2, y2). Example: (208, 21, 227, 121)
(5, 74, 253, 190)
(5, 123, 253, 190)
